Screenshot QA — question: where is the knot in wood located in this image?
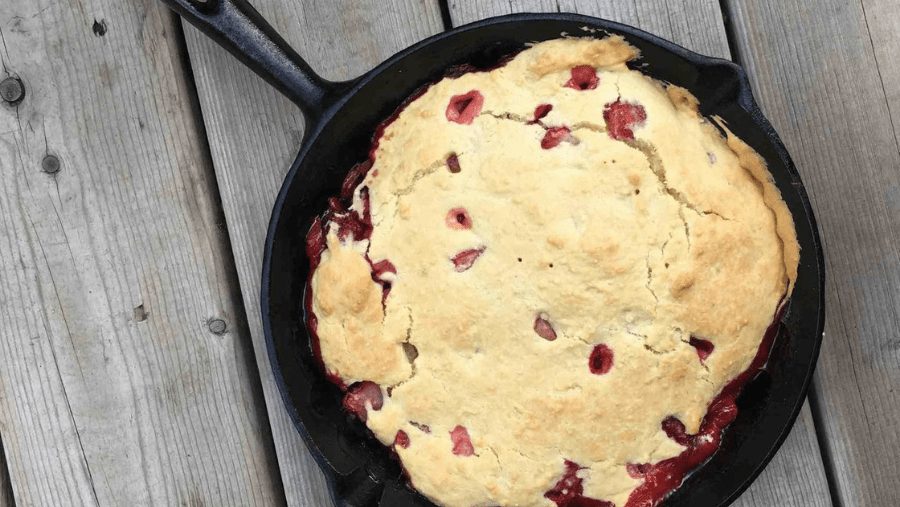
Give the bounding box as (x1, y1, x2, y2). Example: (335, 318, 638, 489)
(208, 319, 227, 335)
(42, 155, 61, 174)
(0, 77, 25, 104)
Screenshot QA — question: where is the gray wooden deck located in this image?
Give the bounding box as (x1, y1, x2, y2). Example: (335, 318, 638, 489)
(0, 0, 897, 505)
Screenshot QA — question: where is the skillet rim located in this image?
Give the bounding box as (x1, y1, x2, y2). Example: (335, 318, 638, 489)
(261, 11, 826, 507)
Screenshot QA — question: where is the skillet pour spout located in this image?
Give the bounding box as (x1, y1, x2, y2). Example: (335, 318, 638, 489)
(158, 1, 826, 506)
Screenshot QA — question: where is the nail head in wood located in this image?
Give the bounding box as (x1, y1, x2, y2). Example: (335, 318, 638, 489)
(42, 155, 60, 174)
(0, 77, 25, 104)
(92, 19, 108, 37)
(208, 319, 227, 335)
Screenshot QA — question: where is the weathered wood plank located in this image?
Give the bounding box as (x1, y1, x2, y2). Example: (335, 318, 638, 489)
(726, 1, 900, 505)
(0, 1, 283, 506)
(449, 0, 731, 60)
(451, 2, 833, 507)
(179, 1, 445, 505)
(734, 400, 833, 507)
(858, 0, 900, 155)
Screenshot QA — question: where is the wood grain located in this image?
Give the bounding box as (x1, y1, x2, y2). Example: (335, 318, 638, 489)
(726, 0, 900, 505)
(0, 1, 283, 506)
(448, 0, 731, 59)
(858, 0, 900, 154)
(451, 2, 833, 507)
(179, 1, 445, 505)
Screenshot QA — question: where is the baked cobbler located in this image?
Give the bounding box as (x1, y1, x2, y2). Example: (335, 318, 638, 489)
(305, 36, 799, 507)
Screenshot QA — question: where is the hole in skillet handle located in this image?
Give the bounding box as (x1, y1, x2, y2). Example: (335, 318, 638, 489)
(188, 0, 219, 15)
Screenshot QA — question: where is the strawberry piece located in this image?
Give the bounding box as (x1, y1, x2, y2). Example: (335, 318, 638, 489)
(394, 430, 410, 449)
(534, 316, 557, 341)
(452, 247, 485, 272)
(340, 160, 373, 200)
(342, 381, 383, 422)
(542, 126, 571, 149)
(305, 217, 326, 266)
(369, 259, 396, 306)
(545, 460, 614, 507)
(450, 425, 475, 456)
(446, 90, 484, 125)
(661, 416, 690, 447)
(689, 336, 715, 363)
(529, 103, 553, 124)
(565, 65, 599, 91)
(626, 463, 650, 479)
(589, 344, 614, 375)
(370, 259, 396, 279)
(446, 207, 473, 230)
(332, 187, 373, 242)
(603, 99, 647, 140)
(447, 153, 461, 173)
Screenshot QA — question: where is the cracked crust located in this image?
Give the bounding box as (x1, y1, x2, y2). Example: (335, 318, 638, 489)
(310, 36, 799, 507)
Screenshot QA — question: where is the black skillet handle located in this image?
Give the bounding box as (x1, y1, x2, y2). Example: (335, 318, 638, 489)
(159, 0, 345, 122)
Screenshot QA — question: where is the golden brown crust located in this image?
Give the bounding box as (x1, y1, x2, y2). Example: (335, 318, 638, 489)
(714, 117, 801, 294)
(311, 37, 799, 507)
(528, 35, 640, 77)
(312, 233, 412, 386)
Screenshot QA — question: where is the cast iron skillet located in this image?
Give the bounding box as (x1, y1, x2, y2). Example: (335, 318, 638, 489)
(160, 1, 826, 506)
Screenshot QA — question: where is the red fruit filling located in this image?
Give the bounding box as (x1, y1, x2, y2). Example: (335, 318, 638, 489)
(447, 153, 461, 173)
(370, 259, 396, 279)
(542, 126, 572, 149)
(565, 65, 600, 91)
(544, 460, 614, 507)
(369, 258, 396, 306)
(446, 207, 473, 230)
(626, 463, 651, 479)
(446, 90, 484, 125)
(394, 430, 410, 449)
(341, 160, 373, 200)
(623, 304, 785, 507)
(327, 186, 373, 243)
(689, 336, 715, 363)
(589, 344, 614, 375)
(342, 381, 383, 422)
(534, 316, 557, 341)
(603, 99, 647, 141)
(529, 103, 554, 124)
(304, 59, 788, 507)
(452, 247, 485, 272)
(450, 425, 475, 456)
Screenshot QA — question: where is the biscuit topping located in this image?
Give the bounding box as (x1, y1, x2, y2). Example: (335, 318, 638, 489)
(308, 36, 798, 507)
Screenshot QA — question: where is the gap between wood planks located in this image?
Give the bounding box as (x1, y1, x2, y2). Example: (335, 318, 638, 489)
(715, 0, 744, 65)
(723, 0, 900, 505)
(0, 0, 290, 504)
(0, 433, 15, 506)
(166, 10, 290, 507)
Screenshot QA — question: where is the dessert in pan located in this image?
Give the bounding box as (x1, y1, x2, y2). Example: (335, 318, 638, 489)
(305, 36, 799, 507)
